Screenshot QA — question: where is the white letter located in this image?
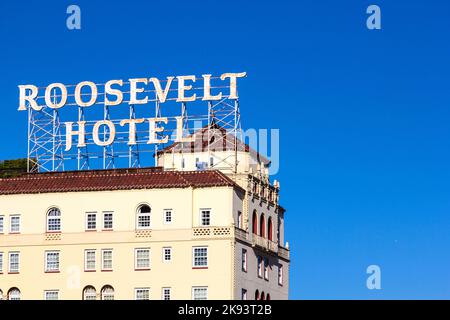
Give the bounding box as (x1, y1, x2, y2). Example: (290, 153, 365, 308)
(18, 85, 40, 111)
(129, 78, 148, 105)
(174, 116, 194, 143)
(93, 120, 116, 146)
(66, 5, 81, 30)
(45, 83, 68, 109)
(65, 121, 86, 151)
(120, 118, 145, 145)
(220, 72, 247, 99)
(105, 80, 124, 106)
(202, 74, 222, 101)
(366, 265, 382, 289)
(74, 81, 98, 107)
(366, 5, 381, 30)
(149, 77, 174, 103)
(176, 75, 196, 102)
(148, 118, 168, 144)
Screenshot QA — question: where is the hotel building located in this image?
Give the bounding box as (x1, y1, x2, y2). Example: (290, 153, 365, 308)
(0, 127, 290, 300)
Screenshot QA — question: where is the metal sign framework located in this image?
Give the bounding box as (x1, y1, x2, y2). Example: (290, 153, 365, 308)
(26, 77, 243, 174)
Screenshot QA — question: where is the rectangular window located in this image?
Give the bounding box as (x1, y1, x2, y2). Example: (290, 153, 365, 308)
(162, 287, 171, 300)
(257, 256, 262, 278)
(264, 258, 269, 280)
(10, 215, 20, 233)
(44, 290, 59, 300)
(192, 287, 208, 300)
(135, 288, 150, 300)
(0, 252, 3, 273)
(102, 249, 113, 271)
(103, 212, 113, 230)
(135, 248, 150, 270)
(181, 158, 185, 169)
(241, 289, 247, 300)
(242, 249, 247, 272)
(237, 211, 242, 229)
(210, 157, 214, 167)
(85, 213, 97, 231)
(163, 247, 172, 262)
(84, 250, 96, 271)
(200, 209, 211, 226)
(278, 265, 283, 286)
(193, 247, 208, 268)
(137, 214, 151, 229)
(45, 251, 60, 272)
(0, 215, 4, 233)
(163, 209, 172, 224)
(9, 252, 19, 273)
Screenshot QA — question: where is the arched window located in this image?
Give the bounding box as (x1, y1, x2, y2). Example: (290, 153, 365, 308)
(266, 294, 271, 300)
(255, 289, 259, 300)
(0, 289, 3, 300)
(46, 208, 61, 232)
(260, 214, 265, 238)
(252, 210, 258, 235)
(7, 288, 20, 300)
(267, 217, 273, 241)
(261, 291, 265, 300)
(83, 286, 96, 300)
(101, 285, 114, 300)
(137, 204, 151, 229)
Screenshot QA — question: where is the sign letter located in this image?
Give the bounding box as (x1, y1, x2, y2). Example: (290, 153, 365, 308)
(75, 81, 98, 107)
(18, 85, 40, 111)
(148, 118, 169, 144)
(45, 83, 68, 109)
(129, 78, 149, 105)
(65, 121, 86, 151)
(176, 75, 196, 102)
(220, 72, 247, 99)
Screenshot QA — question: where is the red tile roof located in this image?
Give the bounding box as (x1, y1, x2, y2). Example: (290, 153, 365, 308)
(0, 167, 242, 195)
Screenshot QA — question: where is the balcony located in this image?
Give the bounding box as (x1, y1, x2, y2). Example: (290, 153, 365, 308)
(278, 245, 290, 260)
(251, 234, 278, 254)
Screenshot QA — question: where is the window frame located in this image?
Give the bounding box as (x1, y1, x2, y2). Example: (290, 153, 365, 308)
(135, 287, 150, 300)
(200, 209, 211, 227)
(278, 265, 283, 286)
(192, 286, 208, 300)
(192, 246, 208, 269)
(101, 285, 114, 300)
(136, 205, 151, 230)
(135, 248, 151, 270)
(44, 290, 59, 300)
(101, 249, 113, 271)
(163, 209, 172, 224)
(85, 212, 97, 231)
(83, 286, 97, 300)
(264, 258, 269, 281)
(241, 288, 247, 300)
(242, 249, 247, 272)
(257, 256, 263, 278)
(84, 249, 96, 272)
(162, 247, 172, 263)
(102, 212, 114, 231)
(0, 252, 3, 273)
(46, 208, 61, 233)
(0, 215, 4, 233)
(162, 287, 171, 300)
(45, 250, 60, 273)
(8, 251, 20, 274)
(9, 215, 20, 234)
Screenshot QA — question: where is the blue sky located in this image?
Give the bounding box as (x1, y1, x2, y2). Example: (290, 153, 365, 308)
(1, 0, 450, 299)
